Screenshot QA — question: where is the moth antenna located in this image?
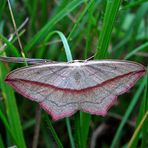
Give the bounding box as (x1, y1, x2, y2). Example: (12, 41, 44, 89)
(85, 55, 95, 62)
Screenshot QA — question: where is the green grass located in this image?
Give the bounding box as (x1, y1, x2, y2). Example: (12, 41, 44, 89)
(0, 0, 147, 147)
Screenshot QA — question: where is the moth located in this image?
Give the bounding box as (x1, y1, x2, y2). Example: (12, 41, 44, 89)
(0, 57, 146, 121)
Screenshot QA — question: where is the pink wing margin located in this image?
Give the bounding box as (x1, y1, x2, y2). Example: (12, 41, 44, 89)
(5, 60, 146, 121)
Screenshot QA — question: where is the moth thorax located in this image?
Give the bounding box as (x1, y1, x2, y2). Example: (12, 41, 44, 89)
(74, 71, 81, 81)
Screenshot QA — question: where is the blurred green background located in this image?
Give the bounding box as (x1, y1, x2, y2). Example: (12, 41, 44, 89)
(0, 0, 147, 148)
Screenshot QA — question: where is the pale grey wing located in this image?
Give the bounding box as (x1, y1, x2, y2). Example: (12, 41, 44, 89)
(5, 60, 146, 90)
(6, 63, 71, 84)
(6, 79, 79, 120)
(82, 60, 146, 85)
(5, 63, 81, 120)
(79, 60, 146, 115)
(80, 69, 145, 115)
(6, 65, 145, 120)
(5, 62, 102, 90)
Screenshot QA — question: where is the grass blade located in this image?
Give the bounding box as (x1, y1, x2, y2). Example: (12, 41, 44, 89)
(125, 42, 148, 59)
(141, 68, 148, 148)
(110, 76, 147, 148)
(95, 0, 121, 59)
(128, 111, 148, 147)
(129, 68, 148, 147)
(53, 31, 73, 62)
(55, 31, 75, 148)
(0, 34, 20, 56)
(44, 30, 75, 147)
(68, 0, 95, 40)
(0, 135, 5, 148)
(44, 114, 64, 148)
(0, 109, 17, 144)
(66, 118, 75, 148)
(0, 63, 26, 148)
(24, 0, 85, 52)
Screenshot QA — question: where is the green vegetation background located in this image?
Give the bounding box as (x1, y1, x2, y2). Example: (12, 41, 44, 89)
(0, 0, 147, 148)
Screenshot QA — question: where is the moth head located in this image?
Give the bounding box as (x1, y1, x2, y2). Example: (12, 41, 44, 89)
(72, 60, 84, 63)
